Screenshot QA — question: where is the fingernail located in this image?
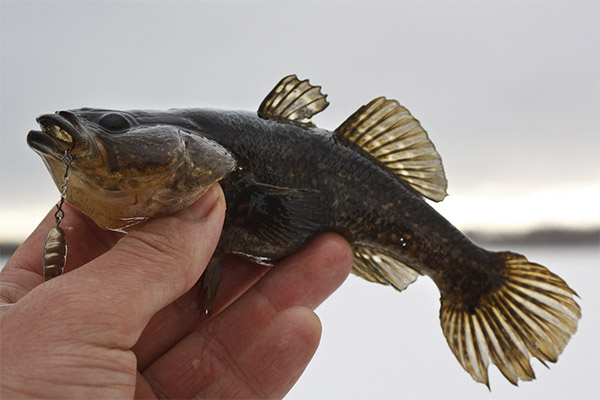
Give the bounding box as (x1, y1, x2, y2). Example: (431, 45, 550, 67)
(184, 184, 222, 221)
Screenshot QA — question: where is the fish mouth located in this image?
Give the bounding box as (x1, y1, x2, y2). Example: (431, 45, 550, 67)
(27, 111, 87, 158)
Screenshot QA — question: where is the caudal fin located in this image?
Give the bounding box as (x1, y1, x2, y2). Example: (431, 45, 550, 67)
(440, 252, 580, 387)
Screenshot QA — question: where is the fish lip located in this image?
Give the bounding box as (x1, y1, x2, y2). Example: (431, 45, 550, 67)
(27, 129, 64, 157)
(37, 112, 79, 144)
(28, 111, 89, 157)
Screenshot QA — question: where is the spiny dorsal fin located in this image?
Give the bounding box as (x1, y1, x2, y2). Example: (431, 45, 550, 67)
(440, 252, 580, 387)
(335, 97, 448, 202)
(352, 243, 420, 292)
(258, 75, 329, 125)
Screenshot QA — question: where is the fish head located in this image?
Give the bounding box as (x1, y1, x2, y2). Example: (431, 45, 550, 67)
(27, 108, 236, 231)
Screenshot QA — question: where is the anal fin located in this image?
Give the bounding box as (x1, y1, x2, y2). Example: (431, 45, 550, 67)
(352, 243, 420, 292)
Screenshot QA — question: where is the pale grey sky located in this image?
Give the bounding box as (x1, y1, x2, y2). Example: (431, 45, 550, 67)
(0, 1, 598, 398)
(1, 1, 599, 241)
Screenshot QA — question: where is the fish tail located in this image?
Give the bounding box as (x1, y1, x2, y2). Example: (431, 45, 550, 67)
(439, 252, 580, 387)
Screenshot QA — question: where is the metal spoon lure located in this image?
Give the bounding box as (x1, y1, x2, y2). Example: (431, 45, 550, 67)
(43, 150, 72, 281)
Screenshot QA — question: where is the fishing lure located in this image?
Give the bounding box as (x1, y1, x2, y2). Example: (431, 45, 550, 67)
(42, 150, 71, 280)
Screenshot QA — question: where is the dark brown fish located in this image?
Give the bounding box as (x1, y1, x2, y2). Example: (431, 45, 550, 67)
(27, 75, 580, 386)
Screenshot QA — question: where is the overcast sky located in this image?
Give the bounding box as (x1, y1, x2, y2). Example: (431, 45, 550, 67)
(1, 1, 599, 242)
(1, 1, 598, 398)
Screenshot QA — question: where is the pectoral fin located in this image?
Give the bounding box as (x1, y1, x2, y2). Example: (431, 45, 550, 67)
(243, 182, 325, 248)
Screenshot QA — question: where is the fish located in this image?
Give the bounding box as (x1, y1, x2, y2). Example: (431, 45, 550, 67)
(27, 74, 580, 387)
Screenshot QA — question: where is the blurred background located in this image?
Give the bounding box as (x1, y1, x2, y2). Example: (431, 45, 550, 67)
(1, 1, 598, 398)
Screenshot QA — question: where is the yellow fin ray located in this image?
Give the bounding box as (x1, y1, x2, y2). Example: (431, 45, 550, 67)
(351, 244, 420, 292)
(440, 253, 580, 386)
(258, 74, 329, 125)
(335, 97, 447, 202)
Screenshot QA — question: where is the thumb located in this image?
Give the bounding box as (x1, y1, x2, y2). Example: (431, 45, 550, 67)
(26, 184, 226, 349)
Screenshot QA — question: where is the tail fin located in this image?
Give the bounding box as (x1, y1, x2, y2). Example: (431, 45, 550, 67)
(440, 252, 580, 387)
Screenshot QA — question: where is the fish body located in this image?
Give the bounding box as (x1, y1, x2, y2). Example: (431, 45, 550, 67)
(27, 75, 580, 387)
(137, 108, 458, 265)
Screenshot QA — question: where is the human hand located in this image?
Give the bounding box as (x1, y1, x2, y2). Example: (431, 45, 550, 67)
(0, 185, 353, 399)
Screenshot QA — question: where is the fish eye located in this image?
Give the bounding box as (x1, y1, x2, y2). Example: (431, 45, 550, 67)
(99, 113, 130, 132)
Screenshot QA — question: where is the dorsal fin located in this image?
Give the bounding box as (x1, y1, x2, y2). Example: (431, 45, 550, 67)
(258, 75, 329, 125)
(351, 243, 420, 292)
(335, 97, 448, 202)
